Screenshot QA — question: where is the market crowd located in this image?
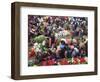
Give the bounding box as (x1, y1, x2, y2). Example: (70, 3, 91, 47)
(28, 15, 88, 66)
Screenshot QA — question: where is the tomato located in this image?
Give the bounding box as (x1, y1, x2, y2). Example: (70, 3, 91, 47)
(60, 58, 68, 65)
(47, 59, 55, 65)
(79, 57, 86, 63)
(41, 61, 47, 66)
(73, 58, 79, 64)
(29, 48, 35, 58)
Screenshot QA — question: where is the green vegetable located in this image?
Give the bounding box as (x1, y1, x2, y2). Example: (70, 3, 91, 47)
(34, 35, 46, 43)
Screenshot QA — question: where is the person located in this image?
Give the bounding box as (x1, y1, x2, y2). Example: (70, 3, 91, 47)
(50, 33, 56, 48)
(45, 38, 50, 48)
(59, 40, 66, 59)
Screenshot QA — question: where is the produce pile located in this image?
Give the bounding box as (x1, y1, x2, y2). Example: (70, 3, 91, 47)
(28, 15, 88, 66)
